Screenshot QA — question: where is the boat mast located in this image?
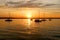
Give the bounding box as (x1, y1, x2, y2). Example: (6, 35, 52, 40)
(7, 10, 10, 19)
(9, 11, 10, 19)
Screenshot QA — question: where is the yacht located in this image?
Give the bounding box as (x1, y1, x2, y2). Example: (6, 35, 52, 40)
(35, 19, 42, 22)
(5, 12, 12, 22)
(5, 19, 12, 22)
(41, 19, 46, 21)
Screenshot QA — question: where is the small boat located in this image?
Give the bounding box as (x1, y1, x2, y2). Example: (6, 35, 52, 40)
(5, 12, 12, 22)
(35, 19, 42, 22)
(30, 19, 33, 21)
(41, 19, 46, 21)
(5, 19, 12, 22)
(49, 19, 51, 21)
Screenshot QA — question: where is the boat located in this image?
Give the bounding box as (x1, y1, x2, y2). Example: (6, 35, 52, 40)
(41, 19, 46, 21)
(30, 19, 33, 21)
(49, 19, 52, 21)
(35, 19, 42, 22)
(5, 11, 12, 22)
(5, 19, 12, 22)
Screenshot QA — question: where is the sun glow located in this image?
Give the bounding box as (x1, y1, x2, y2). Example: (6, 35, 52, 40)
(25, 10, 33, 18)
(20, 8, 40, 18)
(27, 13, 32, 18)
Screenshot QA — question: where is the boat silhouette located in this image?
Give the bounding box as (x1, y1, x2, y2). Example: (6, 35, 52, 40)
(5, 18, 12, 22)
(5, 11, 12, 22)
(35, 19, 42, 22)
(41, 19, 46, 21)
(49, 19, 52, 21)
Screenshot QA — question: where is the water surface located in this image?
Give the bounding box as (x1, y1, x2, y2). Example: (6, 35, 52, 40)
(0, 19, 60, 40)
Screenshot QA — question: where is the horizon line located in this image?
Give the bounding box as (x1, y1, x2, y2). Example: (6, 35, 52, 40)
(0, 17, 60, 19)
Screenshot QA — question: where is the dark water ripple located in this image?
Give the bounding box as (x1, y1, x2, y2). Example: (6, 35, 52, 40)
(0, 19, 60, 40)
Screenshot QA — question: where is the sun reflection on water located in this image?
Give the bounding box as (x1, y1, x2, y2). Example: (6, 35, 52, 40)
(27, 19, 31, 25)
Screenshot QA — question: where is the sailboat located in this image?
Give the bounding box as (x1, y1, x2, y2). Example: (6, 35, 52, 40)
(41, 19, 46, 21)
(35, 9, 42, 22)
(49, 19, 52, 21)
(41, 13, 46, 21)
(5, 18, 12, 22)
(5, 12, 12, 22)
(35, 19, 42, 22)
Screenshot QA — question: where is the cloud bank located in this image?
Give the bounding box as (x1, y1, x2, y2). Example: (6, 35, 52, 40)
(0, 0, 60, 8)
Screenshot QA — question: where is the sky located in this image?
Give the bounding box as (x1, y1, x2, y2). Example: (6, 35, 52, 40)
(0, 0, 60, 7)
(0, 0, 60, 18)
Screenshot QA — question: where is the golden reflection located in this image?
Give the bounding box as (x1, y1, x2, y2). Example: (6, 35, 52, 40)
(26, 19, 31, 29)
(27, 19, 31, 25)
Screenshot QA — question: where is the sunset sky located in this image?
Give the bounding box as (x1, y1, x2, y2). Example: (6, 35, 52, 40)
(0, 0, 60, 18)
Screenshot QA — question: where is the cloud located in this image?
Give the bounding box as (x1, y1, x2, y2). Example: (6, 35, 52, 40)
(0, 0, 60, 8)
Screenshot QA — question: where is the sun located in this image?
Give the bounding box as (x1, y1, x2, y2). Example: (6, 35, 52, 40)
(27, 13, 32, 18)
(22, 9, 36, 18)
(25, 11, 32, 18)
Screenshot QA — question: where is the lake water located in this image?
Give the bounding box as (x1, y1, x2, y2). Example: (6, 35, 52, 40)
(0, 19, 60, 40)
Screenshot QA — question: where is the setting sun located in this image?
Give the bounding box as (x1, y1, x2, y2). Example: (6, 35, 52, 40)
(27, 13, 32, 18)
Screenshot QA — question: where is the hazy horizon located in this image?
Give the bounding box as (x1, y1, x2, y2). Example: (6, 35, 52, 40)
(0, 0, 60, 18)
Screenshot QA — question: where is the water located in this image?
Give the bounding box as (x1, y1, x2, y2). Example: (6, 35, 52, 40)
(0, 19, 60, 40)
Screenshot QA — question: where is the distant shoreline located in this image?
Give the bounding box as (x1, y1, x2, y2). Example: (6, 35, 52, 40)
(0, 17, 60, 19)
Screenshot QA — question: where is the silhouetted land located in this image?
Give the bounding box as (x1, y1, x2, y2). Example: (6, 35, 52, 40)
(0, 17, 60, 19)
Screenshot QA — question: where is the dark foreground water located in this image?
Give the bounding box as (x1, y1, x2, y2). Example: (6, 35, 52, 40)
(0, 19, 60, 40)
